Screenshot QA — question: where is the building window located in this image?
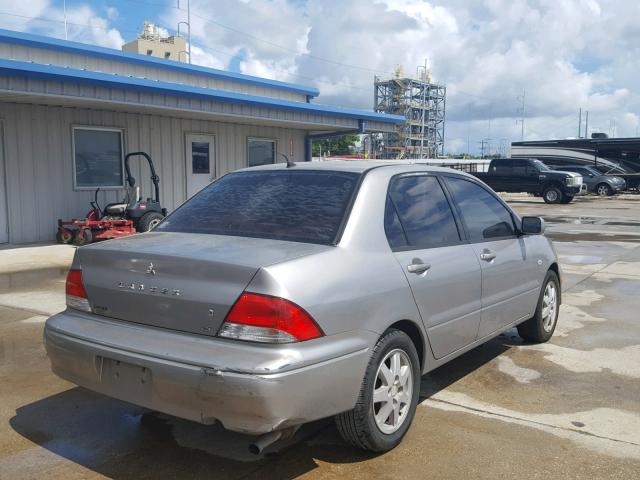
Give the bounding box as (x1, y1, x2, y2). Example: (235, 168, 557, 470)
(73, 127, 124, 189)
(146, 49, 153, 55)
(191, 142, 210, 173)
(248, 138, 276, 167)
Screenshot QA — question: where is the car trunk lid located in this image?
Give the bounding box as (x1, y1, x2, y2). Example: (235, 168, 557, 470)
(78, 232, 330, 336)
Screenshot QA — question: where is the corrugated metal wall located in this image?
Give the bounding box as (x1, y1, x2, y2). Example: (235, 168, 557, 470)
(0, 101, 306, 243)
(0, 43, 307, 102)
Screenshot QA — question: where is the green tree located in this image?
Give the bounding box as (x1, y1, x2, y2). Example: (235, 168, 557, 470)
(312, 135, 359, 156)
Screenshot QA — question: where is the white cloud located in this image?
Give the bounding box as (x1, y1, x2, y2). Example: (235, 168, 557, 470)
(0, 0, 124, 49)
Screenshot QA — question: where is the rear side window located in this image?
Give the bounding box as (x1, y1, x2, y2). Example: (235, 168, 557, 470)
(491, 159, 513, 175)
(385, 175, 461, 250)
(157, 170, 359, 245)
(444, 176, 516, 242)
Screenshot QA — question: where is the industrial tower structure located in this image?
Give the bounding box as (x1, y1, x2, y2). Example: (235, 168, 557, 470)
(374, 66, 446, 158)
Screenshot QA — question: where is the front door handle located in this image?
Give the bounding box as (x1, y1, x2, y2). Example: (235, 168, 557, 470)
(480, 250, 496, 262)
(407, 262, 431, 274)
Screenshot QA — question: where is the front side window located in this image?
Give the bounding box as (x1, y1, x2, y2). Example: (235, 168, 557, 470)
(385, 175, 460, 250)
(73, 127, 124, 189)
(248, 138, 276, 167)
(444, 176, 516, 242)
(157, 170, 359, 245)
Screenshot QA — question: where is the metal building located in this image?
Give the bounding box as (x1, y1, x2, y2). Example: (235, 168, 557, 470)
(374, 70, 445, 158)
(0, 29, 403, 244)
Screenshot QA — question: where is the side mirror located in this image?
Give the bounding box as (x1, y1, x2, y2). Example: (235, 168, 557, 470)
(521, 216, 545, 235)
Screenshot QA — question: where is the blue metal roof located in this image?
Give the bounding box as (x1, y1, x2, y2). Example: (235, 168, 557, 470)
(0, 28, 320, 98)
(0, 59, 405, 125)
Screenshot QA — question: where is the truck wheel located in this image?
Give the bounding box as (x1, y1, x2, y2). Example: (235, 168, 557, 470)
(335, 329, 420, 452)
(560, 195, 574, 204)
(73, 228, 93, 246)
(542, 186, 562, 204)
(56, 228, 73, 244)
(137, 212, 164, 232)
(596, 183, 612, 196)
(518, 270, 560, 343)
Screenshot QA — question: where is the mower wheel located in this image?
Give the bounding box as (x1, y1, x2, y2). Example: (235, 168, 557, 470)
(56, 228, 74, 244)
(74, 228, 93, 246)
(137, 212, 164, 232)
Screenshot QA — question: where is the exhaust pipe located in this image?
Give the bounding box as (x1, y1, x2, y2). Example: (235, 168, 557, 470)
(248, 430, 283, 455)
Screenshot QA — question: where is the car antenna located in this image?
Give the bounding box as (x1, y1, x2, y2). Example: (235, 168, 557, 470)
(279, 152, 295, 168)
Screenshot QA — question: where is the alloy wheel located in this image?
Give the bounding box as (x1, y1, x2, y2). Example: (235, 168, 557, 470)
(372, 349, 414, 434)
(541, 281, 557, 332)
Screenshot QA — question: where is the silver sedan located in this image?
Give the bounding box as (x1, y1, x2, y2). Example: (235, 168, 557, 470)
(45, 161, 561, 453)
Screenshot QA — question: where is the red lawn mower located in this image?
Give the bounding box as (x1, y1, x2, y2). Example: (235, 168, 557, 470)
(57, 152, 167, 246)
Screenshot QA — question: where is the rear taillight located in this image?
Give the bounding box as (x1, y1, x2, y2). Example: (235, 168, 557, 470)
(218, 293, 324, 344)
(65, 269, 91, 313)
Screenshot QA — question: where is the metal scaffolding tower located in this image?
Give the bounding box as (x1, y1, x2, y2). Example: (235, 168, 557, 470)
(374, 69, 446, 158)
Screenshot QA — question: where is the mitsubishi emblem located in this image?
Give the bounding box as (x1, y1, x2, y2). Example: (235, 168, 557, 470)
(146, 262, 156, 275)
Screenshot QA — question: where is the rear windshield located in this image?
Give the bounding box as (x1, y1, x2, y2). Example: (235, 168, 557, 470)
(157, 169, 360, 245)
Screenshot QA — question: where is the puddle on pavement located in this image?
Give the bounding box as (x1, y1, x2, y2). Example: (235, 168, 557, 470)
(544, 217, 600, 225)
(0, 267, 67, 293)
(560, 254, 605, 264)
(544, 216, 640, 227)
(548, 232, 640, 243)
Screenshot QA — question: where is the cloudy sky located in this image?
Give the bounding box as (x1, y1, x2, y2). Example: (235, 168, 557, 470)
(1, 0, 638, 155)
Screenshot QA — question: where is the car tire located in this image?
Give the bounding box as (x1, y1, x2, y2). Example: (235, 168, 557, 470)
(560, 194, 574, 204)
(335, 329, 420, 452)
(73, 228, 93, 246)
(596, 183, 612, 196)
(517, 270, 560, 343)
(542, 186, 562, 204)
(137, 212, 164, 232)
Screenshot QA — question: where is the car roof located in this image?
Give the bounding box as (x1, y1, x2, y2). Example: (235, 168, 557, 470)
(239, 160, 476, 177)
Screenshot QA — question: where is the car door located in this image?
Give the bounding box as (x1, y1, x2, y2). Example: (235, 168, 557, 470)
(385, 174, 482, 359)
(442, 175, 540, 339)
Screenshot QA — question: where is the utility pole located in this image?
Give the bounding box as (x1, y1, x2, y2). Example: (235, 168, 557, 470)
(578, 108, 582, 138)
(517, 89, 526, 140)
(478, 139, 491, 159)
(63, 0, 68, 40)
(187, 0, 191, 64)
(178, 0, 192, 64)
(585, 111, 589, 139)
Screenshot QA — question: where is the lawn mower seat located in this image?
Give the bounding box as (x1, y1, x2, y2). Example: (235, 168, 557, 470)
(104, 203, 128, 215)
(103, 186, 141, 216)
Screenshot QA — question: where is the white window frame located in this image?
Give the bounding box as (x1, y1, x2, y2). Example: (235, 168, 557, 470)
(72, 126, 126, 191)
(247, 137, 277, 167)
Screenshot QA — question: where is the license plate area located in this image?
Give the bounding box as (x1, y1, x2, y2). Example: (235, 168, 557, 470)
(97, 356, 152, 398)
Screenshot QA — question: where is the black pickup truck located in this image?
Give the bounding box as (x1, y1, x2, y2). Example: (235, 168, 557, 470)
(473, 158, 585, 204)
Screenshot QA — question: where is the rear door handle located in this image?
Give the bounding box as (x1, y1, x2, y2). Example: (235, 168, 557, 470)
(480, 250, 496, 262)
(407, 262, 431, 274)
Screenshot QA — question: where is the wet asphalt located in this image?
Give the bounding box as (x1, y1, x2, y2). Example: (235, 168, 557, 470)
(1, 194, 640, 479)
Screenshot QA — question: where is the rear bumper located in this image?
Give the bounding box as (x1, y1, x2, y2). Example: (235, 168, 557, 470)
(44, 310, 373, 435)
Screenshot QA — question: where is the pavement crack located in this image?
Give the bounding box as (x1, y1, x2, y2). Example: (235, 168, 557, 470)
(426, 397, 640, 448)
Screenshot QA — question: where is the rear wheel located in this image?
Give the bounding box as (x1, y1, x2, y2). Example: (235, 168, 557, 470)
(335, 329, 420, 452)
(56, 228, 73, 244)
(542, 186, 562, 204)
(73, 228, 93, 246)
(518, 270, 560, 343)
(137, 212, 164, 232)
(596, 183, 612, 196)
